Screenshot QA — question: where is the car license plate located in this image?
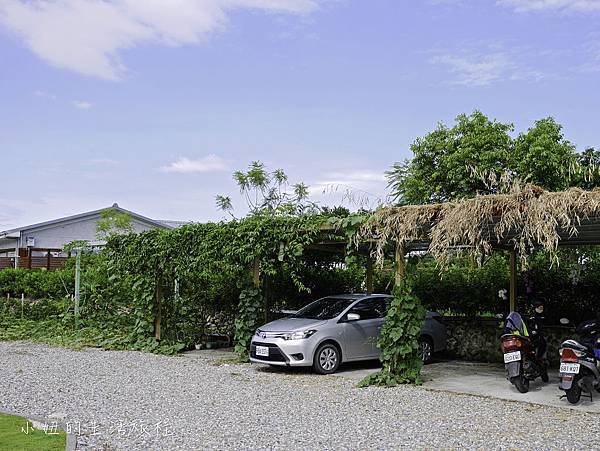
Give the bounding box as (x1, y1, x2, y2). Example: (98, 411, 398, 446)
(504, 351, 521, 363)
(256, 346, 269, 357)
(560, 362, 580, 374)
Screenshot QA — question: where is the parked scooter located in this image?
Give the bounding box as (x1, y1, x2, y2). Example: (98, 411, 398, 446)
(500, 312, 549, 393)
(558, 318, 600, 404)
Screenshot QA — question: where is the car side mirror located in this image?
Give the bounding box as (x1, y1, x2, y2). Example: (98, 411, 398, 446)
(560, 318, 570, 325)
(346, 313, 361, 322)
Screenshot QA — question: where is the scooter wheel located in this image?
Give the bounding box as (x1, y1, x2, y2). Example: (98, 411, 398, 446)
(510, 376, 530, 393)
(566, 384, 582, 404)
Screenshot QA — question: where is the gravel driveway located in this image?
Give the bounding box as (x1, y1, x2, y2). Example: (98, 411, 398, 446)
(1, 341, 600, 450)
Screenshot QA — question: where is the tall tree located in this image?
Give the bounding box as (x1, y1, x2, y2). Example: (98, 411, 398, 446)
(573, 147, 600, 190)
(510, 117, 576, 191)
(388, 112, 586, 204)
(387, 111, 513, 204)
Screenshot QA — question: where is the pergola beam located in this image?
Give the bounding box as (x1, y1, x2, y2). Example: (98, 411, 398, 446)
(366, 257, 374, 295)
(509, 250, 517, 312)
(395, 243, 406, 287)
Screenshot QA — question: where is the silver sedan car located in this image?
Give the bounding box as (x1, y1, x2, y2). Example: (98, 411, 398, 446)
(249, 294, 446, 374)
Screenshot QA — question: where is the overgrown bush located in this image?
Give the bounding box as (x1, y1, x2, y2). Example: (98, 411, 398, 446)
(0, 296, 71, 321)
(411, 254, 509, 317)
(520, 248, 600, 324)
(269, 253, 365, 311)
(0, 268, 73, 300)
(408, 248, 600, 323)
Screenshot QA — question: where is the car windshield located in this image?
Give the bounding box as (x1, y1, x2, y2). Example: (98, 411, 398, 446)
(292, 297, 355, 320)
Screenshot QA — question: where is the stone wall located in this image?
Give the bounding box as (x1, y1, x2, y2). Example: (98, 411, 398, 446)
(444, 317, 572, 367)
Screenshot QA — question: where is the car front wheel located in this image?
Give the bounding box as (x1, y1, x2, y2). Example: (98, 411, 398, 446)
(313, 343, 341, 374)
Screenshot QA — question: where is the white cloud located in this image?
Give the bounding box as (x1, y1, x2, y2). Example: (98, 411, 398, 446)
(161, 155, 230, 173)
(72, 100, 93, 109)
(318, 171, 386, 184)
(430, 45, 547, 86)
(88, 158, 120, 166)
(430, 52, 513, 86)
(33, 89, 56, 99)
(578, 38, 600, 72)
(427, 0, 464, 4)
(309, 170, 388, 209)
(0, 0, 322, 80)
(497, 0, 600, 13)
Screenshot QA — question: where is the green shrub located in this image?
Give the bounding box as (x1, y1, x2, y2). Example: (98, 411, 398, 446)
(0, 297, 71, 321)
(0, 268, 73, 300)
(411, 254, 509, 317)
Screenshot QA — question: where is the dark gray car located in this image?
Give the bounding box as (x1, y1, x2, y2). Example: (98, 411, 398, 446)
(250, 294, 446, 374)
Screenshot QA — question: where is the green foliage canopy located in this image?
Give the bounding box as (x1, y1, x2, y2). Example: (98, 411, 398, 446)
(387, 111, 597, 204)
(510, 117, 576, 191)
(387, 111, 514, 203)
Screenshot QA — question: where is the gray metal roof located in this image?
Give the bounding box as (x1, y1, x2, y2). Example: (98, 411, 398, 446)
(157, 220, 192, 229)
(0, 203, 176, 237)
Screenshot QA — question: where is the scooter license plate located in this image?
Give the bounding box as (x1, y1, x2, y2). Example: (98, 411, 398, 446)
(560, 362, 580, 374)
(504, 351, 521, 363)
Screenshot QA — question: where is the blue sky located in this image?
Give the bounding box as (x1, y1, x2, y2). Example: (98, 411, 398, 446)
(1, 0, 600, 228)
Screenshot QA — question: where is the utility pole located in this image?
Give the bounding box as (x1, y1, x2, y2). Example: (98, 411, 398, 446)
(74, 248, 81, 328)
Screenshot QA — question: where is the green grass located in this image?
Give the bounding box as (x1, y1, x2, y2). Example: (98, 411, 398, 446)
(0, 318, 185, 355)
(0, 413, 66, 451)
(0, 318, 127, 350)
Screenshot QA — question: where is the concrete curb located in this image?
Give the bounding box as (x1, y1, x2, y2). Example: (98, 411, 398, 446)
(418, 384, 600, 415)
(0, 408, 77, 451)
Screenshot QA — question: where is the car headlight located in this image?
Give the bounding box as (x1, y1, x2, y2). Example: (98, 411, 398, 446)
(282, 329, 317, 340)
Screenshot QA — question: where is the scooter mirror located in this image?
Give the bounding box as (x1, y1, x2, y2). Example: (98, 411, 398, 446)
(559, 317, 570, 325)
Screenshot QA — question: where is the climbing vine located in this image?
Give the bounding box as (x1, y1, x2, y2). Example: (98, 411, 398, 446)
(359, 283, 426, 387)
(234, 287, 264, 360)
(104, 213, 343, 357)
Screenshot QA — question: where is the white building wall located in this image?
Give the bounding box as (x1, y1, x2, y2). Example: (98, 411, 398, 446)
(21, 216, 161, 249)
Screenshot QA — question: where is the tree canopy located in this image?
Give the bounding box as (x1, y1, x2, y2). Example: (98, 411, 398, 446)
(387, 111, 598, 204)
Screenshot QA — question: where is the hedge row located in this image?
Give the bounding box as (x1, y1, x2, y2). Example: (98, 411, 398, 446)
(2, 247, 600, 332)
(0, 268, 73, 300)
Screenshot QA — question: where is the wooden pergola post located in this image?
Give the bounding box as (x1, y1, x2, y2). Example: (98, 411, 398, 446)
(154, 281, 162, 341)
(395, 242, 406, 287)
(251, 258, 268, 322)
(252, 258, 260, 288)
(509, 249, 517, 312)
(366, 257, 374, 295)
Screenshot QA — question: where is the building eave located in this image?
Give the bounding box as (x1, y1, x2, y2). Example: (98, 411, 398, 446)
(0, 204, 174, 236)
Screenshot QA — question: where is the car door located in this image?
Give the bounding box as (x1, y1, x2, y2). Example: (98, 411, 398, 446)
(341, 297, 387, 360)
(422, 311, 447, 352)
